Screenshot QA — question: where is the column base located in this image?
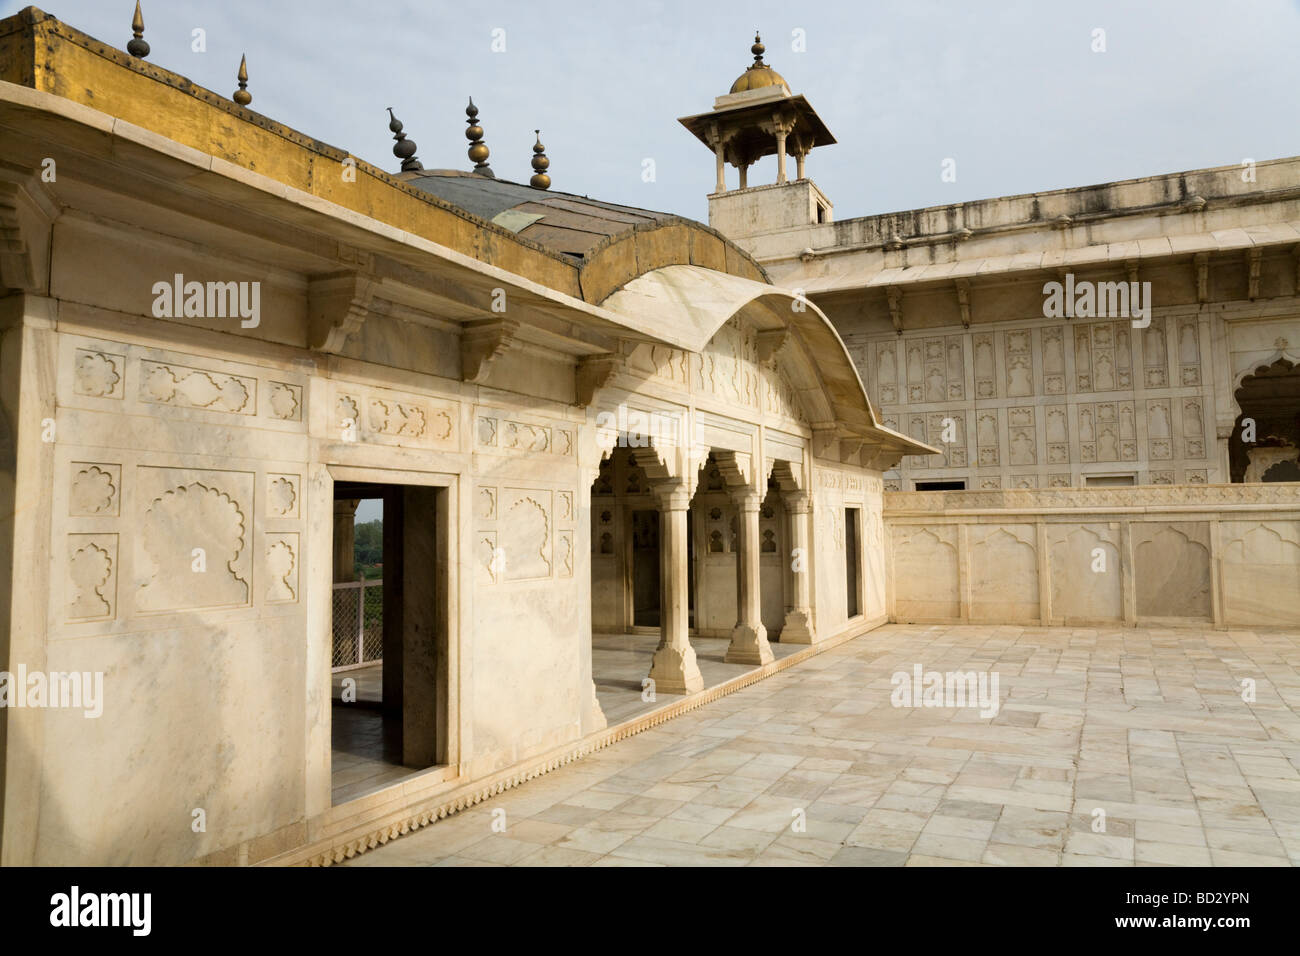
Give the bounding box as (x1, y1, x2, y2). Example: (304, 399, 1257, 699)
(648, 642, 704, 695)
(582, 680, 607, 734)
(778, 609, 817, 644)
(725, 622, 773, 665)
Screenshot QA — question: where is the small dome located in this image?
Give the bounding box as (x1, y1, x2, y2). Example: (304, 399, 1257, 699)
(730, 64, 787, 94)
(729, 32, 788, 94)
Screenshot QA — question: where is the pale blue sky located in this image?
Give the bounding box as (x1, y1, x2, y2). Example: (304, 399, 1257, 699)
(11, 0, 1299, 222)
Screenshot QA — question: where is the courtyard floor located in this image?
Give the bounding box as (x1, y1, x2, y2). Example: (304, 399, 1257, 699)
(340, 623, 1300, 866)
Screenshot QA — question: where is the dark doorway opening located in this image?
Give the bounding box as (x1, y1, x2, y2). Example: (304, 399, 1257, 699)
(845, 507, 861, 618)
(331, 480, 447, 804)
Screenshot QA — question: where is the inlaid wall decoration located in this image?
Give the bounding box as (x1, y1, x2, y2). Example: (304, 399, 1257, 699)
(1142, 318, 1169, 387)
(67, 533, 118, 621)
(1045, 407, 1069, 465)
(874, 341, 898, 404)
(973, 333, 996, 398)
(1005, 329, 1034, 397)
(1147, 399, 1173, 460)
(977, 410, 999, 466)
(1074, 321, 1132, 393)
(333, 386, 458, 448)
(1079, 401, 1137, 463)
(1177, 318, 1201, 386)
(1042, 327, 1066, 395)
(1008, 407, 1036, 466)
(907, 335, 965, 403)
(1182, 399, 1205, 458)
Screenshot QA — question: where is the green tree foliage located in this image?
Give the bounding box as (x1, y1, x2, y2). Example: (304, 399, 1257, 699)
(354, 519, 383, 569)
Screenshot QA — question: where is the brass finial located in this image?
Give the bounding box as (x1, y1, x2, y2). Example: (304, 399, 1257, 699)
(530, 130, 550, 190)
(466, 97, 494, 178)
(233, 54, 252, 106)
(127, 1, 150, 58)
(387, 108, 423, 172)
(751, 31, 765, 65)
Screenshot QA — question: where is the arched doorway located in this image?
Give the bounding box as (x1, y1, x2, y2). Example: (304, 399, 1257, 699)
(1230, 358, 1300, 482)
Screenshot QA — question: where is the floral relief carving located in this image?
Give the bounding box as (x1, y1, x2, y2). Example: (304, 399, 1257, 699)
(266, 535, 297, 603)
(138, 482, 249, 611)
(68, 536, 115, 619)
(267, 475, 298, 517)
(70, 464, 120, 516)
(268, 382, 301, 420)
(73, 350, 123, 398)
(503, 494, 552, 580)
(140, 362, 253, 414)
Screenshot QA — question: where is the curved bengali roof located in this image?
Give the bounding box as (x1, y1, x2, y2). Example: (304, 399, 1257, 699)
(404, 170, 771, 302)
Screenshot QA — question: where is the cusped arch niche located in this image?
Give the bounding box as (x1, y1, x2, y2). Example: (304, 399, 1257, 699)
(1230, 357, 1300, 482)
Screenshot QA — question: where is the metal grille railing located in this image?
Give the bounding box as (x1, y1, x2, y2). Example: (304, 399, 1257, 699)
(332, 580, 383, 670)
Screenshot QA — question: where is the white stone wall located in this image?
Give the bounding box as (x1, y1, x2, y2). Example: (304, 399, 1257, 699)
(884, 485, 1300, 626)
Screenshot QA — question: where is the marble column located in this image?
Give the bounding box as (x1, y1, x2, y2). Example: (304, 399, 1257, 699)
(333, 498, 359, 582)
(795, 151, 806, 181)
(647, 481, 703, 694)
(780, 491, 816, 643)
(713, 142, 727, 193)
(775, 130, 788, 184)
(726, 491, 774, 665)
(739, 164, 749, 189)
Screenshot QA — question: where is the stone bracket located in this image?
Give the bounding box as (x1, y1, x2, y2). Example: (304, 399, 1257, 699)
(1246, 247, 1262, 301)
(0, 176, 57, 295)
(954, 279, 972, 329)
(756, 327, 793, 367)
(308, 272, 377, 353)
(462, 319, 520, 385)
(886, 286, 904, 335)
(575, 351, 627, 406)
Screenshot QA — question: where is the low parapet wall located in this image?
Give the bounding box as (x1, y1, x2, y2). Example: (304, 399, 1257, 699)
(882, 484, 1300, 627)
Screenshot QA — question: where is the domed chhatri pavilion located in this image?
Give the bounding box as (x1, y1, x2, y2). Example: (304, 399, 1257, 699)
(0, 7, 1296, 870)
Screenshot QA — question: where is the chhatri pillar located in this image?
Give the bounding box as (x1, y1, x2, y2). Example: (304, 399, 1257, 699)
(333, 498, 360, 582)
(726, 490, 774, 665)
(780, 491, 816, 643)
(647, 480, 703, 695)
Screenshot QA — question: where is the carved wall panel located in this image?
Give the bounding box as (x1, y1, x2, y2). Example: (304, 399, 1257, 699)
(134, 467, 254, 613)
(1048, 524, 1121, 622)
(70, 463, 121, 517)
(1079, 400, 1136, 463)
(891, 525, 959, 620)
(906, 335, 965, 403)
(501, 488, 553, 581)
(265, 532, 298, 603)
(1133, 521, 1211, 619)
(73, 349, 124, 399)
(334, 385, 456, 449)
(1220, 520, 1300, 625)
(1141, 317, 1169, 388)
(969, 524, 1038, 621)
(67, 533, 118, 621)
(1005, 328, 1034, 397)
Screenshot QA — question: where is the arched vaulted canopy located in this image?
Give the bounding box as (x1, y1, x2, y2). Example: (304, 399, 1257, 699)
(600, 264, 935, 464)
